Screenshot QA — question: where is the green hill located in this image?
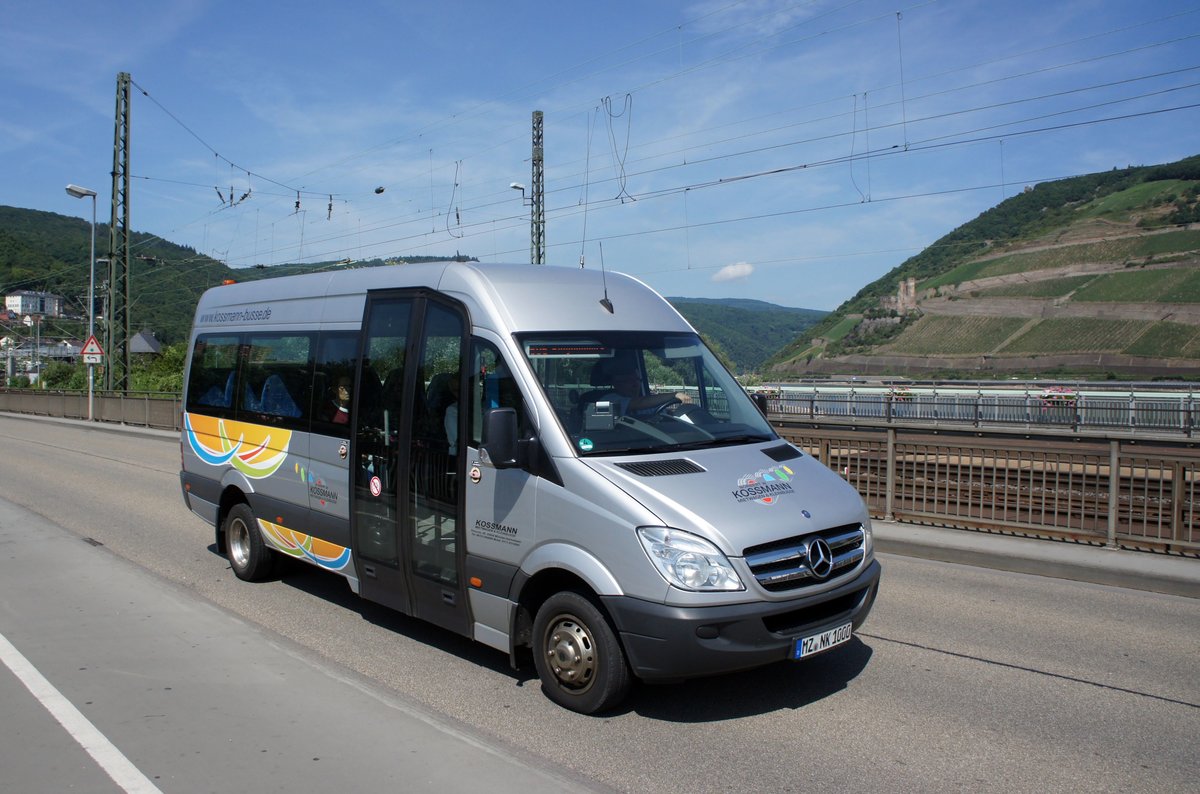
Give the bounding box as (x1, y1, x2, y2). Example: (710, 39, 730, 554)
(0, 207, 820, 374)
(667, 298, 826, 373)
(765, 154, 1200, 379)
(0, 205, 234, 344)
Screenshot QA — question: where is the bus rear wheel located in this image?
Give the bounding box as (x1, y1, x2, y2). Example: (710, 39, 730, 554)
(224, 503, 277, 582)
(532, 591, 630, 714)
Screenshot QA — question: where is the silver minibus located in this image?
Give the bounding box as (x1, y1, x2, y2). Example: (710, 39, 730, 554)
(179, 262, 880, 713)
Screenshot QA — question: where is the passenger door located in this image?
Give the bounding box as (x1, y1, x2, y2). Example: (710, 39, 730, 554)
(353, 294, 413, 613)
(404, 300, 467, 632)
(353, 293, 469, 636)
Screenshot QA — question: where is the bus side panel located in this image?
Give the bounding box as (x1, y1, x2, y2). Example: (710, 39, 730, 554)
(183, 413, 352, 576)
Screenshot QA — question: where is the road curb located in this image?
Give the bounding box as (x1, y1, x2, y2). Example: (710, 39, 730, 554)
(873, 520, 1200, 599)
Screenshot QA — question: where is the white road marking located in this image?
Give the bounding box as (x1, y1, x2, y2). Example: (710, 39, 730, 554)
(0, 631, 163, 794)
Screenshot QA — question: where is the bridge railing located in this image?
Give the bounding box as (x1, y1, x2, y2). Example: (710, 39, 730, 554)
(0, 388, 181, 431)
(766, 386, 1197, 436)
(3, 387, 1196, 554)
(774, 421, 1199, 555)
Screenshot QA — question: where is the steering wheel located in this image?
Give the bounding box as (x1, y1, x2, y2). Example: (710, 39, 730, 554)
(628, 393, 682, 417)
(666, 401, 705, 420)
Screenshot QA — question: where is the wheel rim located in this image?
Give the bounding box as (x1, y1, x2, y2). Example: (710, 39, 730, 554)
(228, 516, 251, 569)
(542, 613, 597, 694)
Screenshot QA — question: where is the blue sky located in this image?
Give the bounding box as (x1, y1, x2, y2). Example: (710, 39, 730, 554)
(3, 0, 1198, 311)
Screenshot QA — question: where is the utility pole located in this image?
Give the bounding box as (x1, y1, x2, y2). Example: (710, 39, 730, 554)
(530, 110, 545, 264)
(107, 71, 132, 391)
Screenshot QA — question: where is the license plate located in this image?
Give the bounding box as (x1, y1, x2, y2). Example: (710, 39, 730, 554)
(793, 622, 853, 660)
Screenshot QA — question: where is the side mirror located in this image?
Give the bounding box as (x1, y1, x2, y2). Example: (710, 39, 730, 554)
(751, 392, 769, 416)
(481, 407, 519, 468)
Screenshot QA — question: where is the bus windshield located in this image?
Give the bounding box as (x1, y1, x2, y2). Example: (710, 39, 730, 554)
(520, 331, 777, 456)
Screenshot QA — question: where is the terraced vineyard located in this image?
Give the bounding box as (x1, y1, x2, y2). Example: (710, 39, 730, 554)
(768, 155, 1200, 378)
(977, 275, 1093, 298)
(999, 318, 1150, 354)
(927, 229, 1200, 291)
(1124, 322, 1200, 358)
(1072, 269, 1191, 302)
(886, 316, 1028, 355)
(1160, 269, 1200, 302)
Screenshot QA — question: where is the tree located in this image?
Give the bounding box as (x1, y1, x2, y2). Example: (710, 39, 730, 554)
(41, 361, 86, 390)
(131, 341, 187, 393)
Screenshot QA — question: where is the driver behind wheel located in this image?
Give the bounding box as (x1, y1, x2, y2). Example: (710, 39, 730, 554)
(599, 366, 644, 415)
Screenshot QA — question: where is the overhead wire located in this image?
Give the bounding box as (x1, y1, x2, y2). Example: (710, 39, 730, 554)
(118, 3, 1200, 273)
(537, 40, 1200, 195)
(247, 95, 1197, 271)
(218, 88, 1200, 269)
(211, 59, 1199, 269)
(133, 16, 1190, 226)
(130, 77, 342, 201)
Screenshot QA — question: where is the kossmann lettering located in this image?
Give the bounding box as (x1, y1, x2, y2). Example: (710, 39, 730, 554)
(732, 482, 793, 499)
(475, 519, 519, 535)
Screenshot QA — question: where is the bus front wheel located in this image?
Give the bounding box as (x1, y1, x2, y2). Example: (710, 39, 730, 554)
(532, 591, 631, 714)
(223, 503, 277, 582)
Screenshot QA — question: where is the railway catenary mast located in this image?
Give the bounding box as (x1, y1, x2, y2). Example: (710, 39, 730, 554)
(530, 110, 545, 264)
(107, 71, 132, 391)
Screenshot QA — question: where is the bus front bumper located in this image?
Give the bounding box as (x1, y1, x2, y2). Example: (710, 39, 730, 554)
(601, 558, 880, 682)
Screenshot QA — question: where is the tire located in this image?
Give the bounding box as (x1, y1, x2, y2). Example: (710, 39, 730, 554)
(532, 591, 631, 714)
(223, 503, 277, 582)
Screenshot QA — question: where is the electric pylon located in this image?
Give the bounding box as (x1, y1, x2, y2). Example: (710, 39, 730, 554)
(107, 71, 132, 391)
(530, 110, 545, 264)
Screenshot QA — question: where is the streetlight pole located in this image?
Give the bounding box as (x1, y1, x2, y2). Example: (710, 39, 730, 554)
(65, 184, 97, 421)
(23, 315, 40, 384)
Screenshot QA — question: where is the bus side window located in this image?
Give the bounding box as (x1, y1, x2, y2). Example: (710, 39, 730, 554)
(240, 334, 313, 425)
(197, 370, 235, 408)
(310, 331, 359, 438)
(469, 340, 527, 448)
(260, 374, 302, 417)
(186, 335, 240, 414)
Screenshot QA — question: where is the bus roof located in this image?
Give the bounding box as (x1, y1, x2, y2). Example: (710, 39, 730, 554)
(191, 262, 694, 336)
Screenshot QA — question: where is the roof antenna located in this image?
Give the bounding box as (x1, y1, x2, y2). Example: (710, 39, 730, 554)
(598, 241, 613, 314)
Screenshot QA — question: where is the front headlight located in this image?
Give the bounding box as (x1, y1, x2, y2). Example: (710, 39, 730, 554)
(637, 527, 744, 591)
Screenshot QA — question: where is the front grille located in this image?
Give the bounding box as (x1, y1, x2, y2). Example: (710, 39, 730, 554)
(614, 459, 705, 476)
(743, 523, 866, 592)
(761, 586, 870, 634)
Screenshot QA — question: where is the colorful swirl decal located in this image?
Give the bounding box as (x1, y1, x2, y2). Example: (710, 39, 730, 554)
(184, 412, 291, 479)
(258, 519, 352, 571)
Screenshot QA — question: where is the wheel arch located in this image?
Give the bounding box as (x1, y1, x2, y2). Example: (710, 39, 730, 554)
(214, 485, 251, 553)
(510, 564, 626, 663)
(518, 542, 622, 596)
(213, 468, 255, 552)
(509, 543, 623, 656)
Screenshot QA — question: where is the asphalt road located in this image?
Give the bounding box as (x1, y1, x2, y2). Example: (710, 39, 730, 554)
(0, 414, 1197, 793)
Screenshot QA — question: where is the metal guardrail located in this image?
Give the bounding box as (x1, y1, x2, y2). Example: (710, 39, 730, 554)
(3, 388, 1196, 554)
(775, 421, 1199, 555)
(765, 385, 1198, 437)
(0, 388, 181, 431)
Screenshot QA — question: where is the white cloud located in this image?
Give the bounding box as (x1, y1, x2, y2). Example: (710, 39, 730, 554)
(713, 261, 754, 282)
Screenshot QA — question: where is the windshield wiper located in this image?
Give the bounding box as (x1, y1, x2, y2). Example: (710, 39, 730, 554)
(581, 445, 659, 456)
(659, 434, 774, 452)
